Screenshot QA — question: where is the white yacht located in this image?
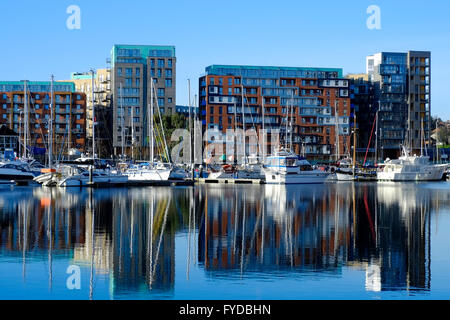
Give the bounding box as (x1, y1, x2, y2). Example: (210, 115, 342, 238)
(58, 168, 128, 187)
(125, 162, 172, 183)
(263, 150, 330, 184)
(0, 162, 36, 185)
(377, 147, 446, 182)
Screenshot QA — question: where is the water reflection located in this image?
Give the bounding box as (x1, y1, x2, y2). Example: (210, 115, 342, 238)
(0, 182, 448, 299)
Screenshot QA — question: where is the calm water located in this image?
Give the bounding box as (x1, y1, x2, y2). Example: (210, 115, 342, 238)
(1, 182, 450, 300)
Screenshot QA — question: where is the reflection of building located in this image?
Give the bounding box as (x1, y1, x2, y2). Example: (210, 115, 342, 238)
(375, 184, 431, 291)
(110, 189, 176, 295)
(198, 185, 352, 274)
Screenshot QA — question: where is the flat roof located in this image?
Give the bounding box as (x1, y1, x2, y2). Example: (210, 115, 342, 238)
(205, 65, 343, 78)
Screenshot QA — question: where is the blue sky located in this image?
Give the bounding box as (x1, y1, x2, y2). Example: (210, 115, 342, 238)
(1, 0, 449, 118)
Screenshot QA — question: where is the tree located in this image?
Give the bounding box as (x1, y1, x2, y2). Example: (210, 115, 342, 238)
(437, 126, 449, 146)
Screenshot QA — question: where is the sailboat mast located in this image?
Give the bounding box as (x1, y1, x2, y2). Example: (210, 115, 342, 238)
(335, 103, 340, 162)
(241, 84, 246, 165)
(262, 95, 265, 162)
(150, 79, 154, 165)
(120, 83, 124, 158)
(131, 100, 135, 160)
(23, 80, 28, 159)
(289, 93, 294, 151)
(285, 101, 289, 150)
(375, 110, 379, 164)
(353, 113, 357, 175)
(193, 94, 197, 165)
(49, 75, 54, 168)
(188, 79, 192, 166)
(91, 70, 96, 160)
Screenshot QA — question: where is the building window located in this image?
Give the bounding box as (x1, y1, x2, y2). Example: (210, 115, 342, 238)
(158, 69, 162, 77)
(158, 59, 164, 68)
(168, 98, 173, 104)
(136, 68, 140, 76)
(167, 59, 173, 68)
(151, 59, 155, 68)
(210, 78, 215, 85)
(157, 88, 165, 97)
(165, 69, 172, 77)
(118, 68, 122, 76)
(165, 79, 172, 87)
(136, 78, 140, 86)
(158, 98, 164, 106)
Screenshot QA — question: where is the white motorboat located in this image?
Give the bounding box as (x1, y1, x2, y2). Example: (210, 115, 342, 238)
(58, 168, 128, 187)
(169, 165, 190, 180)
(377, 147, 446, 182)
(263, 149, 330, 184)
(125, 162, 172, 183)
(0, 163, 36, 185)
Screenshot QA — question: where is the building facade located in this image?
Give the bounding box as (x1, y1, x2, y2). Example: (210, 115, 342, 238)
(111, 45, 176, 158)
(63, 69, 113, 157)
(0, 81, 87, 159)
(199, 65, 351, 161)
(366, 51, 431, 159)
(347, 74, 376, 162)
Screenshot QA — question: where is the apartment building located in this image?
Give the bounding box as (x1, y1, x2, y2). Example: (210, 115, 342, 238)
(0, 81, 87, 158)
(366, 51, 431, 159)
(347, 74, 376, 160)
(199, 65, 351, 161)
(63, 69, 113, 157)
(111, 45, 176, 157)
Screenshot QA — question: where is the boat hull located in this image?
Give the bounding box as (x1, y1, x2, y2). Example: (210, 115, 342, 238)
(377, 165, 446, 182)
(265, 171, 330, 184)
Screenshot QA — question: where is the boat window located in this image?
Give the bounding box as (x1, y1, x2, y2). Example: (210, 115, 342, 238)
(286, 158, 297, 167)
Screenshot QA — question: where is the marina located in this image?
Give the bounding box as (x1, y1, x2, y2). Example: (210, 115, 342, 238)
(1, 182, 450, 300)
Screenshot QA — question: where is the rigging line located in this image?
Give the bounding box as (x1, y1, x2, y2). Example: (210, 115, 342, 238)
(27, 92, 49, 154)
(153, 85, 171, 163)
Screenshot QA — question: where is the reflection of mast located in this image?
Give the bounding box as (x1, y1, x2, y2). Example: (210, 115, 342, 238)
(240, 192, 246, 279)
(47, 198, 53, 291)
(187, 188, 192, 280)
(130, 202, 134, 258)
(89, 189, 95, 300)
(261, 196, 265, 264)
(147, 192, 154, 289)
(151, 196, 170, 284)
(22, 203, 28, 282)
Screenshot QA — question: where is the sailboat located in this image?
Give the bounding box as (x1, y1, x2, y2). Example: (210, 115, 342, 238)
(207, 87, 264, 180)
(125, 78, 172, 183)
